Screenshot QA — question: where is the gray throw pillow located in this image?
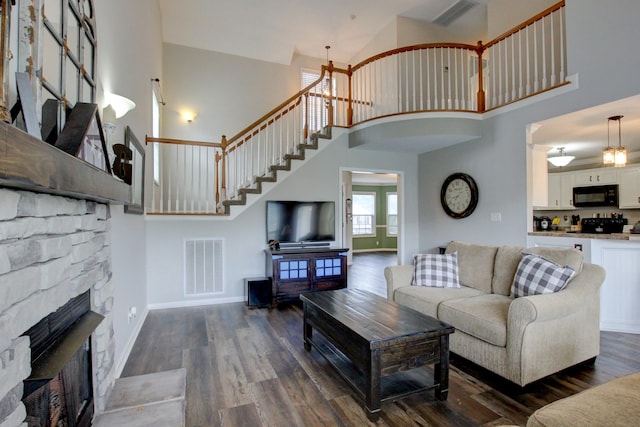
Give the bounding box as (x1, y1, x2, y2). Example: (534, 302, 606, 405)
(412, 252, 460, 288)
(511, 252, 574, 298)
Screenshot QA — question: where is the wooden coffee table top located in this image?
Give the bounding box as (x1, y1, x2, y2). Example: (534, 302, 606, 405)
(300, 289, 454, 349)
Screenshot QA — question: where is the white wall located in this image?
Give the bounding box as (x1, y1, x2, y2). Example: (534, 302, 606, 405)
(418, 0, 640, 253)
(396, 16, 483, 47)
(487, 0, 558, 39)
(162, 44, 329, 142)
(94, 0, 163, 372)
(146, 132, 419, 306)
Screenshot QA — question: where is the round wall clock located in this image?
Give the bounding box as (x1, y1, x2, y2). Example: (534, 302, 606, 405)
(440, 172, 479, 218)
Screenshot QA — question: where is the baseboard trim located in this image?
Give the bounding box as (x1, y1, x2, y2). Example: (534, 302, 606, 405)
(148, 296, 245, 311)
(352, 249, 398, 253)
(114, 306, 150, 379)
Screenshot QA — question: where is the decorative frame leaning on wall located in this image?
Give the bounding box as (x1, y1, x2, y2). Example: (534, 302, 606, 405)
(124, 126, 145, 214)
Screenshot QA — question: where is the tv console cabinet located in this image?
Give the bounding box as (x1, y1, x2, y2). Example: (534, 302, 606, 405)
(266, 247, 348, 307)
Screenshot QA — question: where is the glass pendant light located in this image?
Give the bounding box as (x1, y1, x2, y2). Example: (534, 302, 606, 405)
(603, 116, 615, 165)
(610, 115, 627, 168)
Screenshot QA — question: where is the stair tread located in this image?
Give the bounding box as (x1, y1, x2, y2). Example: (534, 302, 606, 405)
(104, 368, 186, 413)
(93, 399, 185, 427)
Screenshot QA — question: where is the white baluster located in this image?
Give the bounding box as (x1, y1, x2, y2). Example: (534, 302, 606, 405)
(511, 36, 516, 102)
(526, 26, 531, 95)
(534, 21, 539, 93)
(550, 12, 556, 86)
(518, 30, 523, 98)
(559, 7, 565, 83)
(419, 49, 424, 111)
(541, 15, 547, 89)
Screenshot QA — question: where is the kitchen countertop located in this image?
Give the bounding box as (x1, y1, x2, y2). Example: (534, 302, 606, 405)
(528, 231, 640, 240)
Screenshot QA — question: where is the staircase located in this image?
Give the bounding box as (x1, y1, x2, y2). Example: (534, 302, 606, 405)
(146, 1, 567, 217)
(222, 127, 331, 212)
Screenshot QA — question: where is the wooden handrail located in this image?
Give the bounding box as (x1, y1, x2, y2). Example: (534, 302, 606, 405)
(225, 67, 330, 147)
(484, 0, 565, 49)
(351, 42, 480, 72)
(235, 95, 304, 148)
(146, 136, 223, 148)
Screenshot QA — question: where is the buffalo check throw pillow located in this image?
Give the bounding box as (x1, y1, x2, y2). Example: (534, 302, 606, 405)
(511, 252, 575, 298)
(412, 252, 460, 288)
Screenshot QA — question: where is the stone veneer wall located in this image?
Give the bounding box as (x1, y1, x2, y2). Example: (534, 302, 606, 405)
(0, 188, 115, 427)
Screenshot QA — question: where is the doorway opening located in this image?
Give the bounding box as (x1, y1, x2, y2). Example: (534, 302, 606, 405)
(342, 170, 401, 296)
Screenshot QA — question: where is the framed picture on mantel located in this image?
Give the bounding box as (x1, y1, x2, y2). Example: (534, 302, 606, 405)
(124, 126, 145, 215)
(54, 103, 112, 174)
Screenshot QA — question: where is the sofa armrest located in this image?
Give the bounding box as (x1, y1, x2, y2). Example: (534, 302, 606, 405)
(384, 265, 414, 301)
(509, 263, 605, 323)
(506, 263, 605, 385)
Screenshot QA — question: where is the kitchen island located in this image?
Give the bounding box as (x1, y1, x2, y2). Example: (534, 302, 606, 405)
(528, 232, 640, 334)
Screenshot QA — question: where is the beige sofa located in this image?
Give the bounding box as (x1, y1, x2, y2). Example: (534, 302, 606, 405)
(384, 241, 605, 386)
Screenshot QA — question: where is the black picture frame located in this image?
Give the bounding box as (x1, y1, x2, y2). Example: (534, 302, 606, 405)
(54, 102, 112, 174)
(124, 126, 145, 215)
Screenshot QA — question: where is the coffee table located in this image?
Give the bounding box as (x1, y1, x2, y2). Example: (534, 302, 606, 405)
(300, 289, 454, 421)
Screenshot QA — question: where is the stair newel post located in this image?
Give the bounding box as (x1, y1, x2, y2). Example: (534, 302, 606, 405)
(327, 61, 334, 127)
(219, 135, 228, 210)
(303, 93, 309, 142)
(214, 150, 221, 206)
(347, 64, 353, 126)
(476, 41, 486, 113)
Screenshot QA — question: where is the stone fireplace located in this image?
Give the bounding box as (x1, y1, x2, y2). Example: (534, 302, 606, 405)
(0, 188, 116, 426)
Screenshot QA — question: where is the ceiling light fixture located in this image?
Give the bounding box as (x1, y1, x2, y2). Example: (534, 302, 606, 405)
(607, 115, 627, 168)
(547, 147, 575, 167)
(603, 116, 615, 165)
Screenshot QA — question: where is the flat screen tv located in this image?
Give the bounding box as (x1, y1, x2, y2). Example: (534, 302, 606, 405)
(266, 200, 336, 244)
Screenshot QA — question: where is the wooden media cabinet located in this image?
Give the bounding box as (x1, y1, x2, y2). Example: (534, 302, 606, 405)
(265, 247, 348, 307)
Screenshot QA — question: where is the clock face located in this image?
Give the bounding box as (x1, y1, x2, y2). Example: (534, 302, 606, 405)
(440, 173, 478, 218)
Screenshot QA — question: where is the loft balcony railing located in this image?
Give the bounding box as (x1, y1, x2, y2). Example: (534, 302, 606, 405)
(146, 1, 567, 215)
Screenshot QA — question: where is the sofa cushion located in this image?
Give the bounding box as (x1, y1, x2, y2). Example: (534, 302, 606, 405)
(492, 245, 525, 296)
(445, 241, 498, 293)
(511, 253, 575, 298)
(526, 372, 640, 427)
(393, 285, 485, 318)
(438, 294, 511, 347)
(412, 253, 460, 288)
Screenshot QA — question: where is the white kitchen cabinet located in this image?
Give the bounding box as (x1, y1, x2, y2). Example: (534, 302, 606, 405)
(546, 173, 574, 209)
(618, 166, 640, 208)
(573, 168, 618, 186)
(591, 239, 640, 334)
(528, 234, 640, 334)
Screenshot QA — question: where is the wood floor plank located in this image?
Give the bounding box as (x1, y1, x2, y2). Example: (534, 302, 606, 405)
(249, 378, 306, 427)
(268, 350, 346, 426)
(211, 336, 253, 408)
(330, 394, 388, 426)
(183, 346, 218, 425)
(215, 403, 262, 427)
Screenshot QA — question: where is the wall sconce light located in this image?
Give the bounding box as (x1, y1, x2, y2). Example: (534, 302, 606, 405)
(104, 93, 136, 119)
(102, 93, 135, 162)
(181, 111, 197, 123)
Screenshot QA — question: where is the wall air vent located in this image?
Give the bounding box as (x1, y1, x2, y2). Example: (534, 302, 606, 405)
(433, 0, 477, 27)
(184, 238, 224, 296)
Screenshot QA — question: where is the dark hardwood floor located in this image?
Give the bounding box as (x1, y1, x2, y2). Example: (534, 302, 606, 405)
(122, 253, 640, 426)
(348, 251, 397, 297)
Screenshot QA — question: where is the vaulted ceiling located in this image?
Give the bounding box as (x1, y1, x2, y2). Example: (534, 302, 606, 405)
(156, 0, 488, 65)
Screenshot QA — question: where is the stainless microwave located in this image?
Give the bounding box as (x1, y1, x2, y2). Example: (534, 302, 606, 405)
(573, 184, 618, 207)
